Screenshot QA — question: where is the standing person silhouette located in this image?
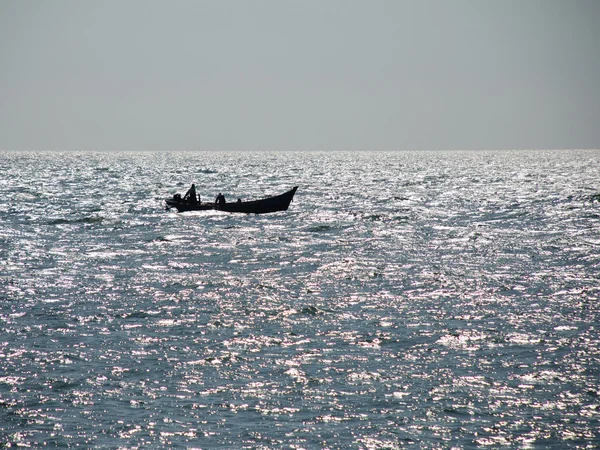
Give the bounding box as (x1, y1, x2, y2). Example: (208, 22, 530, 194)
(184, 184, 198, 205)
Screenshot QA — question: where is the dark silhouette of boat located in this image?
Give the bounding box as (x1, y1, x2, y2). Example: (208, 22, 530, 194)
(165, 186, 298, 214)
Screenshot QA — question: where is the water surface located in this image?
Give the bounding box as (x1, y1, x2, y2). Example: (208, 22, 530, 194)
(1, 150, 599, 448)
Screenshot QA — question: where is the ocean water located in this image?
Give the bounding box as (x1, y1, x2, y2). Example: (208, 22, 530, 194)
(1, 149, 599, 449)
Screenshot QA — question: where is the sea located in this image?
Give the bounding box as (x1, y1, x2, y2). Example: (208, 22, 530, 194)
(1, 149, 599, 449)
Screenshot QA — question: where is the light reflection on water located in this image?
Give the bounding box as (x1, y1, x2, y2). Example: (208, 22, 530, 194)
(1, 150, 599, 448)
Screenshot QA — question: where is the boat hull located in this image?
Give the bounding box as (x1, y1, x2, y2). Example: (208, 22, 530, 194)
(165, 186, 298, 214)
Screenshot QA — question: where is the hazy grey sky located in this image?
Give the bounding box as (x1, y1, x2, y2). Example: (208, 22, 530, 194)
(1, 0, 599, 151)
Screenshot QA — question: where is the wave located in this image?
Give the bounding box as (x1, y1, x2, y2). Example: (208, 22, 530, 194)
(47, 216, 104, 225)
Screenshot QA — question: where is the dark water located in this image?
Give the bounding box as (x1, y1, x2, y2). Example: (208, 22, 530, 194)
(1, 150, 599, 448)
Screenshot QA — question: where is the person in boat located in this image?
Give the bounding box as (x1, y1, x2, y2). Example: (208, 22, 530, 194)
(184, 184, 198, 205)
(215, 193, 226, 209)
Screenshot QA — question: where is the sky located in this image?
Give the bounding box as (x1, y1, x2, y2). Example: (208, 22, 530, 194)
(1, 0, 599, 151)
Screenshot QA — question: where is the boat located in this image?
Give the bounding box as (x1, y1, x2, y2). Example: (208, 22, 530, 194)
(165, 186, 298, 214)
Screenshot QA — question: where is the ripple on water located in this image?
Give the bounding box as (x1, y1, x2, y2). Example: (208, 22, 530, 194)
(1, 150, 600, 448)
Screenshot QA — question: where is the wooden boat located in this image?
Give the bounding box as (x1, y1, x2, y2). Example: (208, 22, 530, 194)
(165, 186, 298, 214)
